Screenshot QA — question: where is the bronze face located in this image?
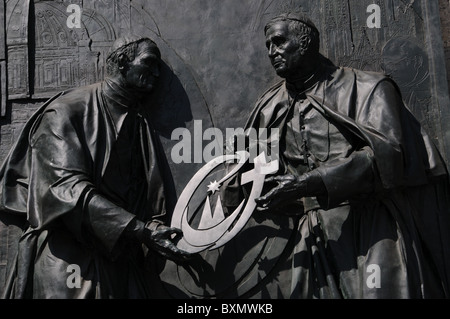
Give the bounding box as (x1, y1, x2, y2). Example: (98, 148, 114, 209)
(122, 41, 161, 93)
(265, 21, 305, 79)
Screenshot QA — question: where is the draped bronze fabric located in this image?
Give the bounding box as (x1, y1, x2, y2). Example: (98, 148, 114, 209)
(239, 58, 450, 298)
(0, 82, 174, 298)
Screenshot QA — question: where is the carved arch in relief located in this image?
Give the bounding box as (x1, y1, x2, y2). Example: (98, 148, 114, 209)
(3, 1, 117, 100)
(33, 1, 116, 98)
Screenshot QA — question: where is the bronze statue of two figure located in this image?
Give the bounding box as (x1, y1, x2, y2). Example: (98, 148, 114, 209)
(0, 11, 449, 299)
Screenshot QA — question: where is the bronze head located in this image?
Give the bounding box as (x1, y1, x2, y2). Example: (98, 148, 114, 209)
(106, 35, 161, 93)
(264, 13, 320, 80)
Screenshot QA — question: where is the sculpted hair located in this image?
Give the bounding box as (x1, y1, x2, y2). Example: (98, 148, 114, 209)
(106, 37, 161, 76)
(265, 13, 320, 54)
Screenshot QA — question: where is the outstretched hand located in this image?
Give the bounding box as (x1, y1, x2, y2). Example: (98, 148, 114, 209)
(142, 224, 193, 263)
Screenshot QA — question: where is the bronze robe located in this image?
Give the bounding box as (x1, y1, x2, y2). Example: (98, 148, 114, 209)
(0, 82, 174, 298)
(242, 60, 450, 298)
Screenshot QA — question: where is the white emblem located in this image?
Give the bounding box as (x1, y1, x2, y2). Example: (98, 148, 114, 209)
(171, 151, 279, 253)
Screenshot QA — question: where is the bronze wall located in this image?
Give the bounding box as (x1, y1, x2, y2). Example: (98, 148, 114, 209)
(0, 0, 449, 298)
(439, 0, 450, 99)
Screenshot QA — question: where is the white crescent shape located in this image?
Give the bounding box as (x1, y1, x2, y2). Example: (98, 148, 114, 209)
(171, 151, 249, 253)
(212, 154, 278, 249)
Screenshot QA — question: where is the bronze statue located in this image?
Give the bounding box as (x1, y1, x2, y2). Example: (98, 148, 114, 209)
(0, 35, 192, 298)
(227, 13, 450, 298)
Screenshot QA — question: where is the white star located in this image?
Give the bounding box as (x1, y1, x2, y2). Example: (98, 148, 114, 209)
(207, 180, 221, 194)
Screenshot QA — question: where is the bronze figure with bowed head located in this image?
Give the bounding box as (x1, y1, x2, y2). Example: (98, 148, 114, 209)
(0, 35, 192, 299)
